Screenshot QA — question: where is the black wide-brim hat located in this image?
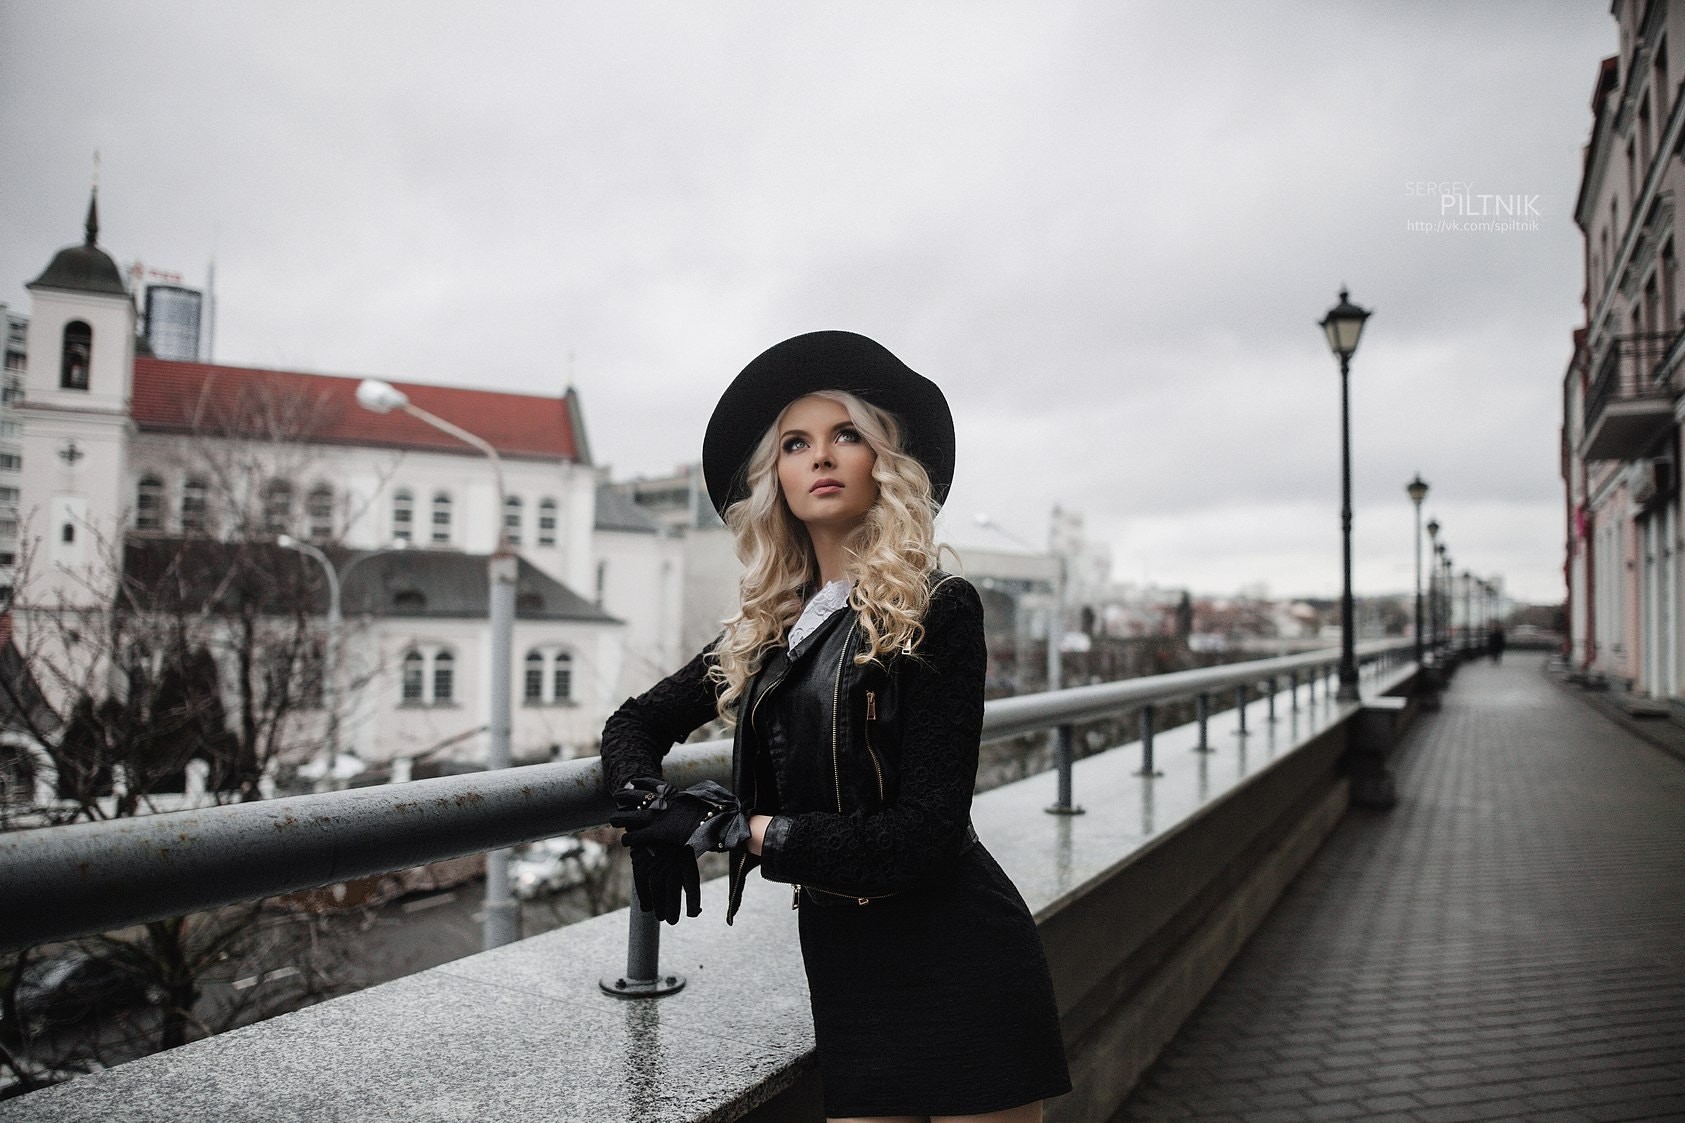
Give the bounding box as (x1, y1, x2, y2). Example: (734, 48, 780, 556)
(702, 330, 955, 516)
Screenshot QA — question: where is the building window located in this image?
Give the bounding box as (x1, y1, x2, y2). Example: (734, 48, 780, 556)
(504, 496, 523, 547)
(399, 646, 455, 705)
(0, 486, 17, 507)
(0, 453, 21, 471)
(402, 650, 425, 702)
(136, 474, 165, 531)
(262, 479, 293, 535)
(306, 485, 334, 542)
(538, 498, 557, 547)
(432, 650, 454, 702)
(523, 647, 575, 705)
(431, 492, 452, 544)
(524, 650, 544, 702)
(393, 489, 414, 542)
(595, 560, 607, 607)
(181, 477, 209, 534)
(61, 321, 91, 390)
(552, 652, 572, 703)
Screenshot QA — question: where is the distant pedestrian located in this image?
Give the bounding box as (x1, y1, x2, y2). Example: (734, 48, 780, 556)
(1489, 623, 1506, 664)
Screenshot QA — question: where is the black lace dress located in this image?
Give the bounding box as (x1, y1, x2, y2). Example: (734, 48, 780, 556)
(602, 579, 1070, 1117)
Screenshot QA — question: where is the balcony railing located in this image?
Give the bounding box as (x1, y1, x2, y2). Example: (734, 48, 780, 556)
(1581, 329, 1681, 461)
(0, 638, 1412, 960)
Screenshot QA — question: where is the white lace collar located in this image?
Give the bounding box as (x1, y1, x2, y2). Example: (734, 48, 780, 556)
(788, 579, 853, 650)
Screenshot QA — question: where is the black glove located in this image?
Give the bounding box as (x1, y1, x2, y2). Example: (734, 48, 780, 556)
(610, 778, 750, 925)
(608, 776, 675, 832)
(624, 781, 751, 855)
(627, 842, 700, 925)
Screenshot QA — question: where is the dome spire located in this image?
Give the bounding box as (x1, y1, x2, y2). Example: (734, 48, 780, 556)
(85, 150, 100, 246)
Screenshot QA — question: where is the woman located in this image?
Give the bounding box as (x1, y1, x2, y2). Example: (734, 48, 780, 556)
(601, 331, 1071, 1122)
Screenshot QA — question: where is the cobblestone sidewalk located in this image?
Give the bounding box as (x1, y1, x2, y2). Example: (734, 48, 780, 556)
(1115, 658, 1685, 1122)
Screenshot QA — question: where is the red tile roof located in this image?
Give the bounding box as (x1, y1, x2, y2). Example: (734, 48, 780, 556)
(131, 359, 584, 462)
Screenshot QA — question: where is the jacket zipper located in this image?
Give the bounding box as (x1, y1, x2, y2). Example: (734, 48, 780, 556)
(864, 690, 885, 804)
(733, 664, 788, 914)
(830, 619, 859, 814)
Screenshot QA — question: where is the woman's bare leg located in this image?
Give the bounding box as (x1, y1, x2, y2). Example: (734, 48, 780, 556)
(933, 1102, 1042, 1123)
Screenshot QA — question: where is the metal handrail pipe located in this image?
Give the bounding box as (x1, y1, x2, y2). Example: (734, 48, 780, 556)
(1, 639, 1411, 953)
(979, 640, 1404, 742)
(0, 745, 732, 953)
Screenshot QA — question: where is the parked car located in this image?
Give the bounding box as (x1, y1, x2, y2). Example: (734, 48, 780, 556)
(508, 836, 609, 900)
(1, 946, 157, 1042)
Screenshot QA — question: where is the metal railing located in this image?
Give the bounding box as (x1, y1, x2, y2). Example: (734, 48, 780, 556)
(1, 639, 1414, 985)
(1584, 330, 1680, 432)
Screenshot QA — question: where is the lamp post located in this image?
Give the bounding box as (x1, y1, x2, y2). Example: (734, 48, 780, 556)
(1320, 287, 1372, 703)
(277, 536, 407, 788)
(1407, 476, 1429, 666)
(1440, 548, 1454, 652)
(1426, 518, 1440, 654)
(1462, 570, 1474, 655)
(357, 379, 519, 951)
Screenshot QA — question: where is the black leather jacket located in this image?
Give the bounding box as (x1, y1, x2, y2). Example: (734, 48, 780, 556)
(600, 573, 985, 924)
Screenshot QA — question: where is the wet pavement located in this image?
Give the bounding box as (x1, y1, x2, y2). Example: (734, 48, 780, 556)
(1117, 657, 1685, 1122)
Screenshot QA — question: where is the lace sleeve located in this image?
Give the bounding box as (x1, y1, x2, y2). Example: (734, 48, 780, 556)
(758, 578, 985, 895)
(599, 640, 722, 796)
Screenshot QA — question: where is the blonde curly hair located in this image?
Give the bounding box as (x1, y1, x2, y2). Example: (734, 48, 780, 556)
(709, 390, 941, 722)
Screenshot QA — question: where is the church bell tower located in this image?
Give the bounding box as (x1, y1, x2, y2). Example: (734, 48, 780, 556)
(16, 189, 136, 608)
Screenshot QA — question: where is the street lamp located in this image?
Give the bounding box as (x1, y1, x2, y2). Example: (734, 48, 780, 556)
(1440, 548, 1453, 651)
(277, 536, 407, 788)
(1320, 287, 1372, 702)
(1462, 570, 1474, 654)
(357, 378, 520, 951)
(1406, 476, 1428, 667)
(1426, 518, 1440, 654)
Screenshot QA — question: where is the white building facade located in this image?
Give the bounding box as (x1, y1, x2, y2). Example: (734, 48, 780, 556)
(4, 197, 682, 808)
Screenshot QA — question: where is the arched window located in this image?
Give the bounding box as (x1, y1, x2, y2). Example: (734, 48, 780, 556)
(393, 489, 414, 542)
(306, 484, 334, 542)
(135, 475, 165, 532)
(504, 496, 523, 547)
(431, 492, 453, 545)
(181, 477, 209, 534)
(401, 650, 425, 702)
(521, 647, 575, 705)
(262, 479, 293, 535)
(537, 498, 558, 547)
(60, 321, 91, 390)
(432, 650, 454, 702)
(552, 651, 572, 703)
(399, 645, 456, 706)
(524, 649, 544, 701)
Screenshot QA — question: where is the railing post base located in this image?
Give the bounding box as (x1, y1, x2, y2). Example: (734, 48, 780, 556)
(600, 974, 686, 999)
(602, 878, 686, 999)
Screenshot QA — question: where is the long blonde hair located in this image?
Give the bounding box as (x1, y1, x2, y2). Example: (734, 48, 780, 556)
(709, 390, 940, 722)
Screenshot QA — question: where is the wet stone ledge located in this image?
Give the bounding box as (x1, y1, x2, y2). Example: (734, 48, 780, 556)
(1, 668, 1413, 1123)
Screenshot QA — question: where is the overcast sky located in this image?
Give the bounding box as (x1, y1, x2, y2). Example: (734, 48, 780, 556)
(0, 2, 1613, 604)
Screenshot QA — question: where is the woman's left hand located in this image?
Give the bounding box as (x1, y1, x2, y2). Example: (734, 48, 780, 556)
(747, 814, 772, 856)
